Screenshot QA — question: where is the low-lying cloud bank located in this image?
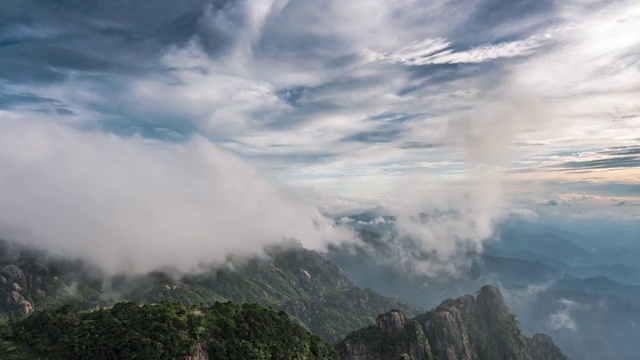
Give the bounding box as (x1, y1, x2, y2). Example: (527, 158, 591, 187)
(0, 114, 349, 274)
(0, 96, 557, 279)
(0, 99, 542, 278)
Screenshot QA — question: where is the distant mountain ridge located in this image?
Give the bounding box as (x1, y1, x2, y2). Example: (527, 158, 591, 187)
(487, 220, 599, 266)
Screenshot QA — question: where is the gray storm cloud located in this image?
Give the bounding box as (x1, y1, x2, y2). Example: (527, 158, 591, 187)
(0, 115, 349, 274)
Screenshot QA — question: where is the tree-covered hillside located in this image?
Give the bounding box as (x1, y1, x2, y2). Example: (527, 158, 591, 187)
(4, 301, 337, 360)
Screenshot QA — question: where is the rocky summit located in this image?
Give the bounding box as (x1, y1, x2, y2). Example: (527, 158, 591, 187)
(338, 285, 568, 360)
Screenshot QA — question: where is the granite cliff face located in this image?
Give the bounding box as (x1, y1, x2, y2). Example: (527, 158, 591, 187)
(337, 310, 433, 360)
(526, 334, 569, 360)
(339, 286, 568, 360)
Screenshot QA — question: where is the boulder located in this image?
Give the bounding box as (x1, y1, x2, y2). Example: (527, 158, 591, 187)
(33, 275, 43, 288)
(299, 269, 312, 282)
(181, 343, 209, 360)
(7, 291, 22, 304)
(1, 265, 26, 287)
(376, 310, 405, 333)
(32, 288, 47, 299)
(19, 300, 34, 315)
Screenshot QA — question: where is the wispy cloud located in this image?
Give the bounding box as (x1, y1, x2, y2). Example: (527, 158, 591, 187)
(382, 36, 545, 66)
(549, 299, 585, 331)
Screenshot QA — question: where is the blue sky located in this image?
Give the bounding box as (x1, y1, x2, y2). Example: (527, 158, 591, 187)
(0, 0, 638, 270)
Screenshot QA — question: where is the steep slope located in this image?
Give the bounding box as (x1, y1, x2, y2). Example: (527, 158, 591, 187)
(337, 310, 434, 360)
(279, 287, 420, 343)
(120, 245, 355, 307)
(526, 334, 568, 360)
(418, 286, 529, 360)
(338, 286, 567, 360)
(187, 245, 355, 305)
(0, 240, 357, 311)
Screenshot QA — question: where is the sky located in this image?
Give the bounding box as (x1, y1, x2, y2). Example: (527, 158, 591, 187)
(0, 0, 638, 272)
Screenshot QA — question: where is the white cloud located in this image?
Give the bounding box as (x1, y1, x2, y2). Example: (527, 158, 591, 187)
(0, 115, 351, 274)
(383, 36, 544, 66)
(549, 309, 577, 331)
(129, 41, 290, 137)
(505, 207, 539, 220)
(508, 0, 640, 101)
(380, 38, 451, 65)
(549, 298, 585, 331)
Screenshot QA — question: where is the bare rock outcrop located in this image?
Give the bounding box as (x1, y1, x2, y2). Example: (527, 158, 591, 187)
(7, 291, 22, 304)
(32, 288, 47, 299)
(7, 290, 34, 314)
(181, 343, 209, 360)
(526, 333, 569, 360)
(420, 308, 473, 360)
(376, 310, 405, 334)
(340, 310, 433, 360)
(299, 269, 312, 282)
(2, 264, 26, 287)
(340, 286, 567, 360)
(19, 300, 34, 314)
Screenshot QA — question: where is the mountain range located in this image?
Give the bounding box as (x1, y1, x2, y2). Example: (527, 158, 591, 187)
(327, 216, 640, 360)
(0, 237, 567, 360)
(0, 216, 636, 359)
